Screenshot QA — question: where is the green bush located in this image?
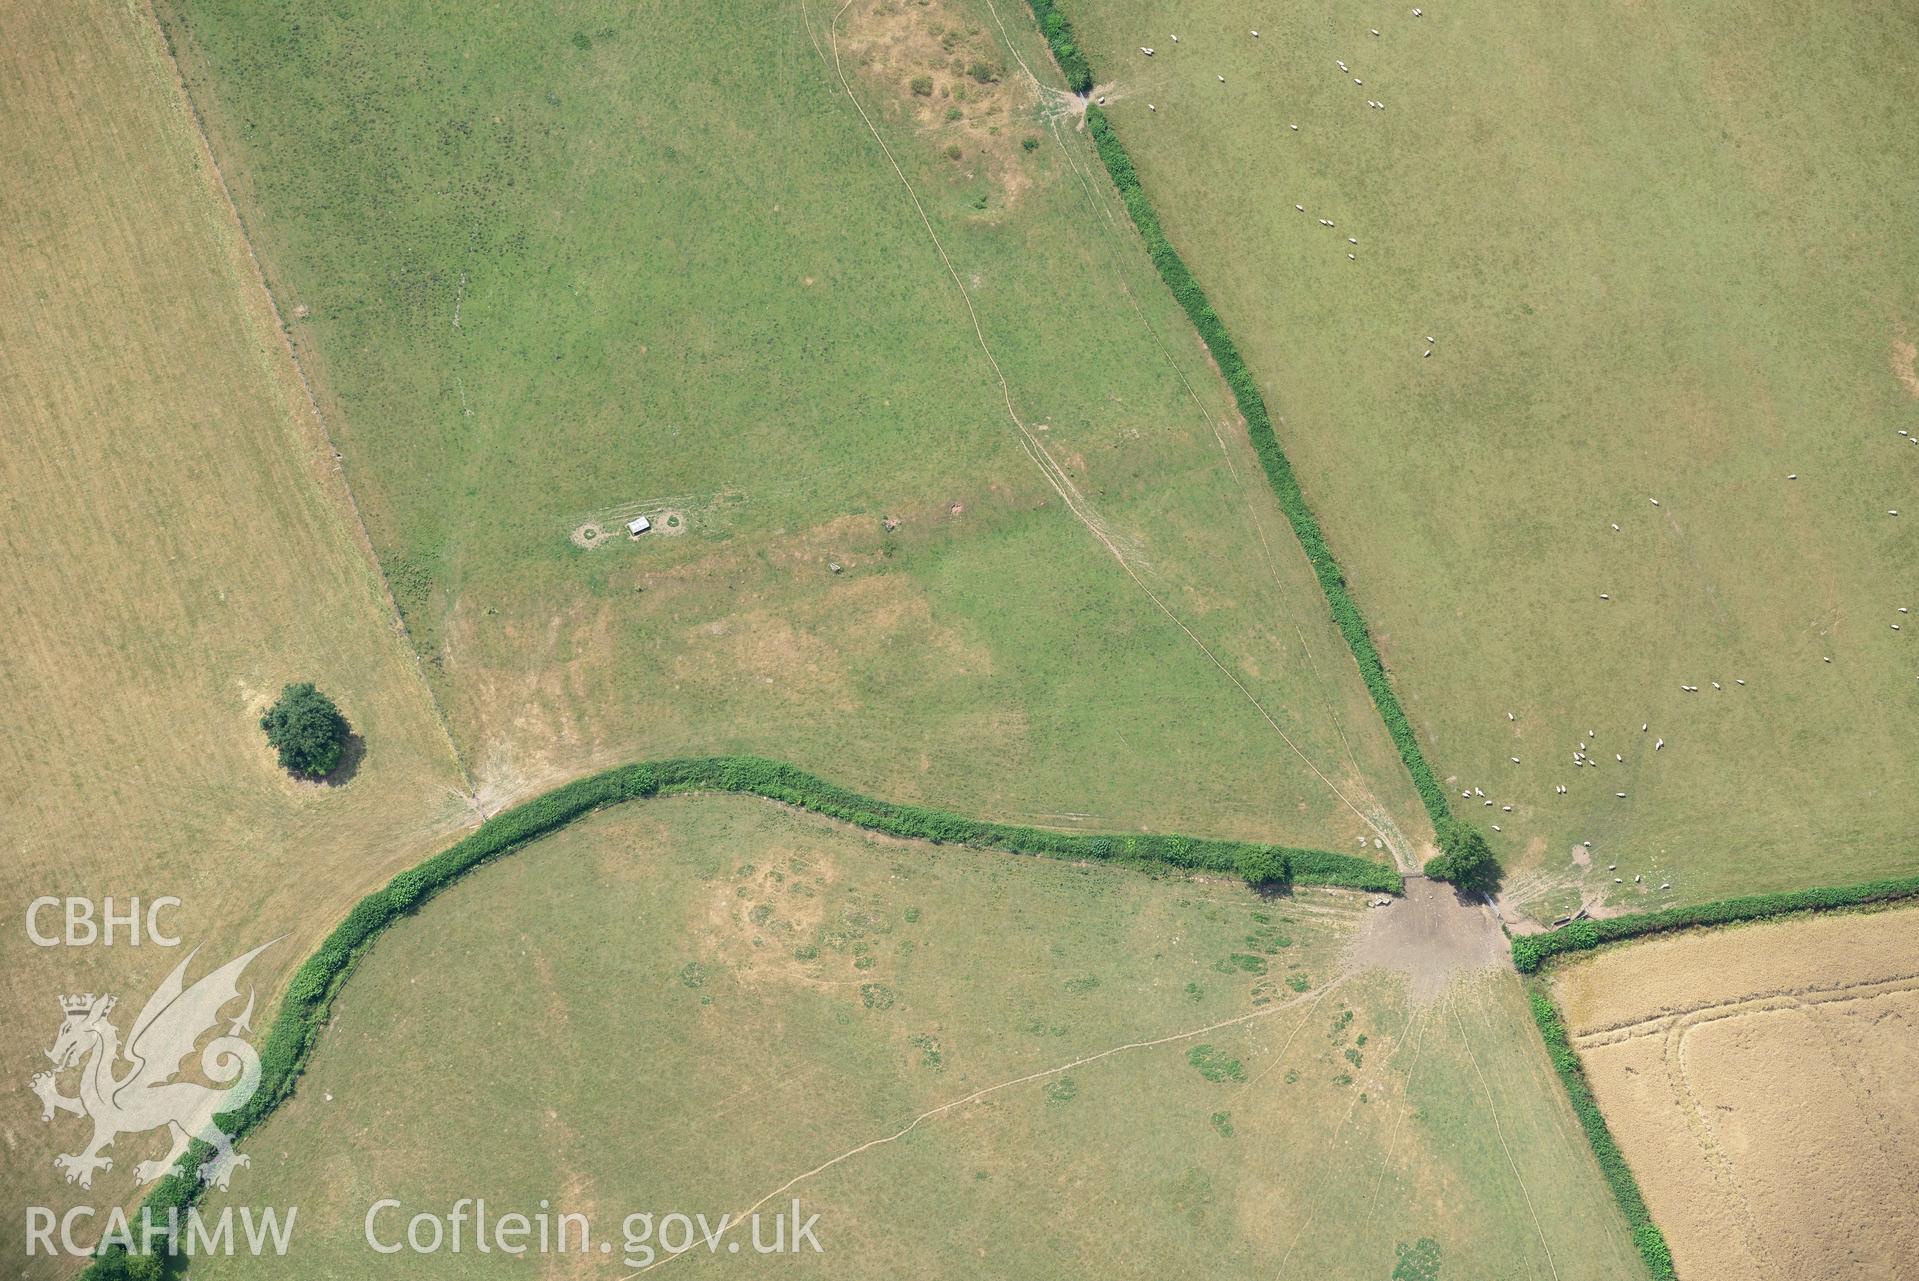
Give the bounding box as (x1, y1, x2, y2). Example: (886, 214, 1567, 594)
(1511, 872, 1919, 973)
(910, 75, 933, 96)
(1072, 104, 1453, 828)
(1020, 0, 1093, 94)
(259, 682, 348, 777)
(1422, 820, 1503, 895)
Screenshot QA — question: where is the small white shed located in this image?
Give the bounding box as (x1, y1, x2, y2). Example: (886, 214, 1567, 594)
(627, 516, 652, 536)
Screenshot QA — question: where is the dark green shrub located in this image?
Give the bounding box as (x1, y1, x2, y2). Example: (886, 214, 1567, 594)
(910, 75, 934, 96)
(1422, 820, 1503, 895)
(1020, 0, 1093, 93)
(259, 682, 348, 777)
(1235, 845, 1288, 887)
(966, 60, 1001, 84)
(1021, 135, 1039, 152)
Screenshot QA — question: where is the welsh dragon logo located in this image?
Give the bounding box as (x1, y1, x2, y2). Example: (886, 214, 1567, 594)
(30, 941, 276, 1191)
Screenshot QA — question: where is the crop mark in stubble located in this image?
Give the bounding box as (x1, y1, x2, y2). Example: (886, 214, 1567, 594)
(1569, 972, 1919, 1047)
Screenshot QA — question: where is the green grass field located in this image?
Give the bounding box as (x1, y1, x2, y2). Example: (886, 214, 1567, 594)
(1059, 0, 1919, 914)
(152, 0, 1432, 859)
(195, 796, 1644, 1278)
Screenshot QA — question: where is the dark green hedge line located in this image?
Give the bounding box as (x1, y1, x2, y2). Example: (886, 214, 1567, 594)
(1021, 0, 1093, 93)
(102, 755, 1395, 1271)
(1528, 988, 1676, 1278)
(1512, 872, 1919, 973)
(1073, 104, 1451, 828)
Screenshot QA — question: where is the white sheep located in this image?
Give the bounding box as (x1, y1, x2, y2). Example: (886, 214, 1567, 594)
(1141, 46, 1155, 55)
(1655, 738, 1664, 750)
(1511, 756, 1521, 764)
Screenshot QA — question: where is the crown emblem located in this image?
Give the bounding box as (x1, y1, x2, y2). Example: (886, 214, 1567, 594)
(59, 993, 107, 1015)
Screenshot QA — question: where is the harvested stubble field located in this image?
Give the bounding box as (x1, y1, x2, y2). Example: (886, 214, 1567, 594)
(1061, 0, 1919, 916)
(1551, 905, 1919, 1280)
(196, 795, 1645, 1279)
(0, 3, 471, 1260)
(154, 0, 1431, 859)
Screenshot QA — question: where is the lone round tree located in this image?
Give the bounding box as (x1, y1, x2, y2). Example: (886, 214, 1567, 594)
(1423, 819, 1503, 896)
(260, 683, 348, 778)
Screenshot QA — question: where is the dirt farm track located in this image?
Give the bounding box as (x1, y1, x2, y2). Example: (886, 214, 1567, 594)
(1551, 907, 1919, 1280)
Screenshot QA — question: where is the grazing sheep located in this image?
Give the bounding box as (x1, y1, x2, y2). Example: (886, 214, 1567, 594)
(1600, 593, 1610, 600)
(1511, 756, 1521, 764)
(1492, 824, 1502, 831)
(1348, 253, 1357, 260)
(1642, 723, 1648, 731)
(1616, 791, 1627, 798)
(1252, 30, 1260, 37)
(1611, 523, 1621, 531)
(1296, 204, 1306, 211)
(1290, 123, 1300, 130)
(1735, 678, 1745, 685)
(1218, 74, 1227, 82)
(1656, 738, 1664, 750)
(1503, 804, 1513, 812)
(1661, 882, 1671, 891)
(1148, 103, 1157, 111)
(1141, 46, 1155, 55)
(1508, 711, 1516, 720)
(1825, 656, 1833, 663)
(1371, 28, 1381, 36)
(1615, 754, 1623, 762)
(1787, 473, 1797, 480)
(1650, 498, 1660, 506)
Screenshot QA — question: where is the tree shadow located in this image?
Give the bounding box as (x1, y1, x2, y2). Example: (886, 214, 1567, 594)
(318, 731, 364, 787)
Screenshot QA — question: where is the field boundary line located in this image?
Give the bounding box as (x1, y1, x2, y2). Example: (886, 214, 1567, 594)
(1010, 1, 1454, 834)
(814, 0, 1404, 858)
(140, 0, 477, 803)
(1512, 873, 1919, 973)
(95, 754, 1395, 1275)
(1518, 884, 1919, 1281)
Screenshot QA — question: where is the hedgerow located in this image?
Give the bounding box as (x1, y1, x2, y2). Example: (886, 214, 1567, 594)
(1510, 871, 1919, 973)
(1073, 105, 1451, 828)
(103, 754, 1395, 1272)
(1527, 987, 1676, 1279)
(1021, 0, 1093, 94)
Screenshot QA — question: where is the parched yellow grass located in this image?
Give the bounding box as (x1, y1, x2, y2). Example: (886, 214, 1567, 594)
(1554, 908, 1919, 1280)
(0, 1, 471, 1247)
